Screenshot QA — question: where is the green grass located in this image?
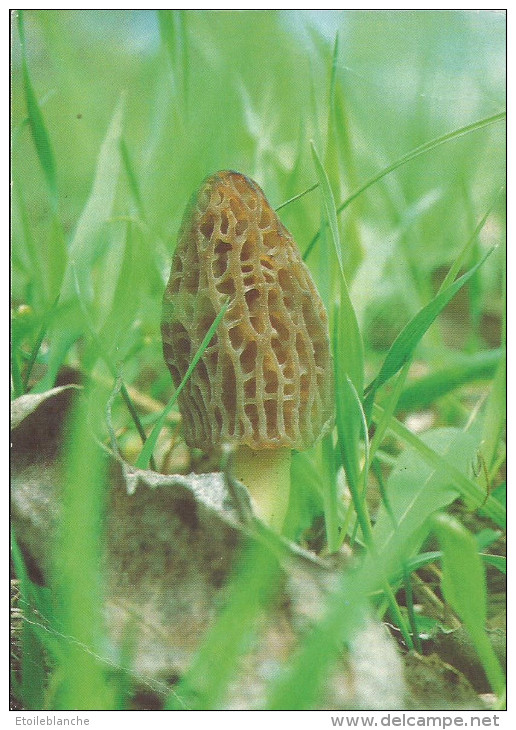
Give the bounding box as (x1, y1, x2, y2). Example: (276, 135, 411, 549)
(11, 9, 506, 711)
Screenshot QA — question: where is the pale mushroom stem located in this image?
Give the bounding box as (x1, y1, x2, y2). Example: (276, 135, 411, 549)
(232, 445, 291, 532)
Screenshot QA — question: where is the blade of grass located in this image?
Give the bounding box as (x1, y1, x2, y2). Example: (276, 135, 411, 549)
(71, 265, 157, 471)
(157, 10, 188, 109)
(321, 432, 339, 553)
(36, 98, 125, 392)
(13, 179, 47, 310)
(372, 403, 506, 528)
(369, 362, 411, 464)
(311, 144, 365, 553)
(480, 554, 506, 574)
(16, 12, 66, 300)
(311, 142, 364, 393)
(120, 138, 146, 220)
(60, 96, 124, 305)
(478, 356, 506, 478)
(136, 299, 230, 470)
(347, 375, 371, 545)
(396, 348, 503, 412)
(365, 247, 495, 411)
(11, 532, 48, 710)
(11, 349, 24, 399)
(334, 374, 412, 649)
(303, 110, 506, 261)
(432, 514, 505, 696)
(325, 32, 363, 278)
(22, 295, 60, 392)
(51, 382, 115, 710)
(166, 541, 281, 710)
(274, 182, 318, 212)
(439, 186, 504, 293)
(17, 10, 58, 210)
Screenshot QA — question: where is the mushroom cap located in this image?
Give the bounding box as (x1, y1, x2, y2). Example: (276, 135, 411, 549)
(162, 170, 335, 451)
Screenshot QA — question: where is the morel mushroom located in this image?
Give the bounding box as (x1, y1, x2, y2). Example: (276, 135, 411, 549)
(162, 171, 334, 530)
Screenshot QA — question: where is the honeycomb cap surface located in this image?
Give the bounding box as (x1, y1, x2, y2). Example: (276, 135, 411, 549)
(162, 171, 335, 451)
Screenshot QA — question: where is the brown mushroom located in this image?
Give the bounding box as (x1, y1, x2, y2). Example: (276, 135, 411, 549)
(161, 171, 334, 530)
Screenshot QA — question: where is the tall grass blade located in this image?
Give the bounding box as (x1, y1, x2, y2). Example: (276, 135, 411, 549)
(166, 542, 281, 710)
(13, 180, 47, 310)
(337, 111, 505, 217)
(478, 356, 506, 478)
(60, 96, 124, 305)
(17, 11, 58, 209)
(304, 111, 506, 261)
(365, 247, 495, 410)
(326, 32, 363, 277)
(157, 9, 188, 106)
(120, 138, 146, 220)
(136, 299, 230, 470)
(274, 183, 318, 212)
(22, 295, 60, 392)
(36, 98, 125, 392)
(432, 514, 505, 696)
(311, 142, 364, 393)
(321, 433, 339, 553)
(51, 383, 114, 710)
(369, 362, 410, 464)
(438, 187, 504, 293)
(266, 572, 366, 710)
(311, 143, 364, 549)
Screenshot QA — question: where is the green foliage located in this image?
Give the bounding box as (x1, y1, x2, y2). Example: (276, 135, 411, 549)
(11, 9, 505, 711)
(364, 247, 495, 415)
(50, 383, 115, 710)
(432, 514, 506, 695)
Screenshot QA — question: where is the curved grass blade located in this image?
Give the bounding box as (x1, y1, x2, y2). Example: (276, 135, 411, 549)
(136, 299, 230, 470)
(480, 554, 506, 575)
(303, 111, 505, 260)
(365, 247, 495, 411)
(396, 348, 503, 412)
(372, 404, 506, 528)
(439, 186, 504, 293)
(274, 182, 318, 212)
(432, 514, 505, 696)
